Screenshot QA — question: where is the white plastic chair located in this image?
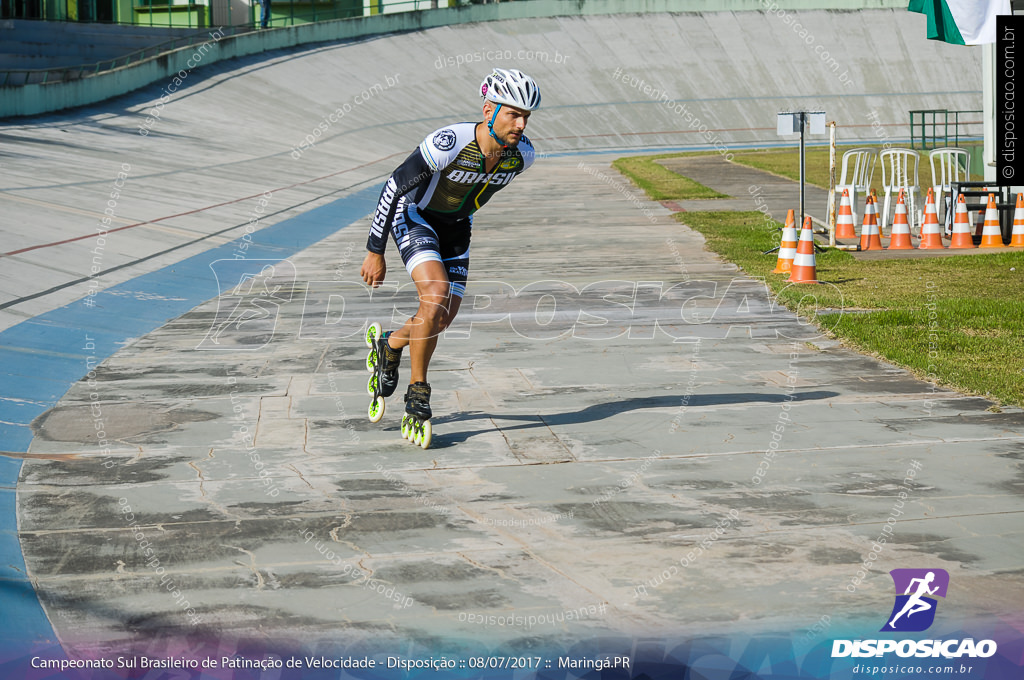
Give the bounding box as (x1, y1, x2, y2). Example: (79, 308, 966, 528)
(834, 148, 877, 225)
(929, 147, 971, 227)
(880, 149, 921, 232)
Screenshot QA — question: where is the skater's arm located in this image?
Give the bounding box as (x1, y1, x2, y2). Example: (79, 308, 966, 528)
(366, 150, 434, 254)
(361, 251, 387, 288)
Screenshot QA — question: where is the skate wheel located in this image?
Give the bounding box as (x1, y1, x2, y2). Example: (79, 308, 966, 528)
(365, 348, 377, 373)
(412, 422, 423, 446)
(365, 322, 381, 348)
(401, 415, 411, 440)
(367, 374, 378, 396)
(368, 396, 385, 423)
(419, 420, 432, 449)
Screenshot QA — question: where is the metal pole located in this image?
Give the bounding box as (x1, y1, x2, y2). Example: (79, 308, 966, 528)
(799, 112, 806, 232)
(828, 120, 837, 247)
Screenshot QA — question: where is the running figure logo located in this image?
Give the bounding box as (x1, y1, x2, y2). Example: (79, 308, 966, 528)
(881, 568, 950, 632)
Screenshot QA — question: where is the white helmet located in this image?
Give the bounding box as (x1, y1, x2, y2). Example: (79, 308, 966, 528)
(480, 68, 541, 111)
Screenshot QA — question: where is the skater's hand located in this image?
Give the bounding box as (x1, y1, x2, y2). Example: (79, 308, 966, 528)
(361, 251, 387, 287)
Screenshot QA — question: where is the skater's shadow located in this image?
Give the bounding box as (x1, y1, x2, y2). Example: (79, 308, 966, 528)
(431, 390, 839, 446)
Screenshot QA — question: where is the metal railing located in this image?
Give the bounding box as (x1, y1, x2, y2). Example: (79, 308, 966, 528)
(250, 0, 369, 29)
(909, 109, 983, 150)
(0, 0, 469, 86)
(1, 25, 252, 85)
(248, 0, 451, 28)
(0, 0, 459, 22)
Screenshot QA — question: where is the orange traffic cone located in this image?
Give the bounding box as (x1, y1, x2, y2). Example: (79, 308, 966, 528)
(1010, 193, 1024, 247)
(788, 216, 820, 284)
(949, 194, 976, 249)
(980, 194, 1006, 248)
(772, 209, 799, 273)
(918, 188, 945, 249)
(860, 196, 883, 250)
(887, 190, 914, 250)
(870, 188, 882, 236)
(835, 189, 856, 239)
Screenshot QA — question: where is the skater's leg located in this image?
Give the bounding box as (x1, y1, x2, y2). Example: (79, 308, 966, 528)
(387, 290, 463, 353)
(387, 279, 463, 350)
(407, 294, 462, 384)
(382, 215, 469, 379)
(386, 261, 462, 383)
(385, 265, 445, 352)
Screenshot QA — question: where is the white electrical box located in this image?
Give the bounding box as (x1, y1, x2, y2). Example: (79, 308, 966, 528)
(808, 111, 826, 135)
(777, 112, 797, 136)
(777, 111, 827, 136)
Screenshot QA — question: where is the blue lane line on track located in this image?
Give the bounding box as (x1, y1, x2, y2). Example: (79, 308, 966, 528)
(0, 129, 983, 649)
(0, 184, 381, 647)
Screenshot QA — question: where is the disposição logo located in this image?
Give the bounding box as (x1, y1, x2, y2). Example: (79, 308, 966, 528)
(882, 568, 949, 632)
(831, 568, 997, 659)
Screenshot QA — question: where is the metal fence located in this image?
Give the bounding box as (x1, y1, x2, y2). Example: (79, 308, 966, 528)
(0, 0, 460, 22)
(0, 0, 476, 86)
(1, 25, 255, 85)
(909, 109, 983, 150)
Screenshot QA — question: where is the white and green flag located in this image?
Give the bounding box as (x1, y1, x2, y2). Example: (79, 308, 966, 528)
(908, 0, 1011, 45)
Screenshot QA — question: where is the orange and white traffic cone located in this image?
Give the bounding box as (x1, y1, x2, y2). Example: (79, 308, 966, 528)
(870, 188, 882, 236)
(887, 190, 914, 250)
(788, 216, 820, 284)
(980, 194, 1006, 248)
(918, 188, 945, 249)
(860, 196, 883, 250)
(949, 194, 976, 249)
(835, 189, 856, 239)
(1010, 193, 1024, 247)
(772, 209, 799, 273)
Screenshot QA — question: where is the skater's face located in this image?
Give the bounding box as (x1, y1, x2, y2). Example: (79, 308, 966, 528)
(483, 102, 531, 146)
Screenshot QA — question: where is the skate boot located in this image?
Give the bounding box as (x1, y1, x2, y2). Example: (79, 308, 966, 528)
(364, 322, 401, 422)
(401, 381, 432, 449)
(376, 331, 402, 397)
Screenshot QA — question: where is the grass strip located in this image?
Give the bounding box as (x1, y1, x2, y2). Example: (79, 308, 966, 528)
(611, 155, 728, 200)
(676, 210, 1024, 407)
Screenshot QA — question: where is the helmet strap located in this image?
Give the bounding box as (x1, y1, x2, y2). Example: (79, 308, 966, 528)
(486, 103, 507, 148)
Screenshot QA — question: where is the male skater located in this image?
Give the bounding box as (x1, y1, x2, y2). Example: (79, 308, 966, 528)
(360, 68, 540, 427)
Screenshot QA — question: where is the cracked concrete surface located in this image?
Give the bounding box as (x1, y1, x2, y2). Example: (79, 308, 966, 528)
(12, 155, 1024, 657)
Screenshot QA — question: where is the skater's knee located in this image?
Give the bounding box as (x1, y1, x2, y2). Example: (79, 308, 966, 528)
(437, 307, 459, 331)
(415, 303, 448, 333)
(418, 279, 450, 301)
(416, 285, 452, 326)
(418, 285, 449, 310)
(416, 300, 445, 321)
